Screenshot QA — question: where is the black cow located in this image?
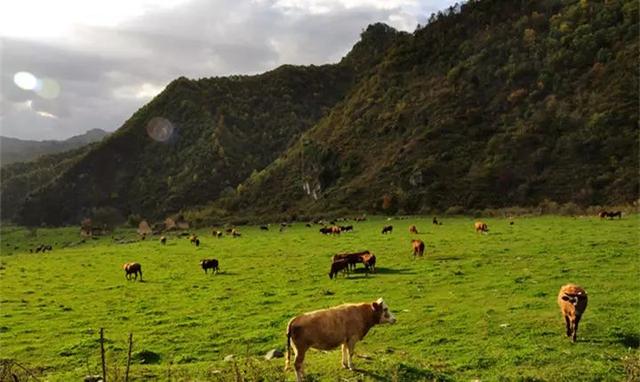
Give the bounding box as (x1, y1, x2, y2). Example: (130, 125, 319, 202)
(200, 259, 219, 274)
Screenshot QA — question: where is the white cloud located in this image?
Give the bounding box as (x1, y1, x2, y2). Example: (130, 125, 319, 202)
(1, 0, 457, 140)
(36, 110, 58, 119)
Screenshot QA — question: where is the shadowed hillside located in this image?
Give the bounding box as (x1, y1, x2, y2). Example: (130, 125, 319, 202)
(8, 0, 639, 226)
(197, 0, 638, 221)
(10, 24, 405, 225)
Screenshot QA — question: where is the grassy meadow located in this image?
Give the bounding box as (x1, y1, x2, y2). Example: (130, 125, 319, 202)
(0, 215, 638, 381)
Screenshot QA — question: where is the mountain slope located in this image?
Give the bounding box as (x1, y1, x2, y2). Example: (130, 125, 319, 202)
(0, 129, 108, 165)
(200, 0, 638, 220)
(12, 25, 405, 225)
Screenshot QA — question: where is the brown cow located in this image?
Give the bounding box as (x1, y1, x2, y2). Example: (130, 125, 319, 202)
(409, 225, 418, 234)
(160, 236, 167, 245)
(123, 262, 142, 281)
(475, 221, 489, 234)
(231, 229, 241, 237)
(558, 284, 588, 342)
(360, 253, 376, 274)
(285, 298, 396, 381)
(598, 211, 608, 219)
(328, 259, 350, 279)
(332, 250, 371, 271)
(412, 239, 425, 257)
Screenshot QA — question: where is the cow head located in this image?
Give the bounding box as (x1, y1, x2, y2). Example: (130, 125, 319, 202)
(372, 298, 397, 324)
(561, 294, 578, 306)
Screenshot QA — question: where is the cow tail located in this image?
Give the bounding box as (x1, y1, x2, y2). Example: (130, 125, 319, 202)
(285, 323, 292, 370)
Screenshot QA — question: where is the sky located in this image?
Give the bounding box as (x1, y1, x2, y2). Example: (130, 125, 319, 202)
(0, 0, 456, 141)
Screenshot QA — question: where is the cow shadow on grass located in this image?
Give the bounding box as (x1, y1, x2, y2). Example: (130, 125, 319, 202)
(354, 363, 451, 381)
(338, 267, 415, 279)
(371, 267, 415, 275)
(205, 271, 238, 276)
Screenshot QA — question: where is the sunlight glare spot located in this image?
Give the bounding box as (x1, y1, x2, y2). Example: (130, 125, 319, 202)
(14, 72, 38, 90)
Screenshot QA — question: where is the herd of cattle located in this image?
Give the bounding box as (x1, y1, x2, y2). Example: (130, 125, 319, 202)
(115, 213, 620, 381)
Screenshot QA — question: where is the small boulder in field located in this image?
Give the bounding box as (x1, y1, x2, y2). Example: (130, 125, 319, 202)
(264, 349, 284, 360)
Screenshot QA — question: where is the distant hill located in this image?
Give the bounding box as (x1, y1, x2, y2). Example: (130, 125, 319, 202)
(8, 0, 639, 226)
(1, 129, 109, 165)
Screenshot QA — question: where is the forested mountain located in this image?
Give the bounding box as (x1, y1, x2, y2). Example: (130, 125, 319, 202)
(194, 0, 639, 221)
(0, 129, 108, 165)
(6, 0, 638, 226)
(10, 24, 405, 225)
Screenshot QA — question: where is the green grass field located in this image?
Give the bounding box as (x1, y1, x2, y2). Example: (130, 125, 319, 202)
(1, 216, 638, 381)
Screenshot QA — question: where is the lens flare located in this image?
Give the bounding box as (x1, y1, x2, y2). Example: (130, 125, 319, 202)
(35, 78, 61, 99)
(14, 71, 38, 90)
(146, 117, 174, 142)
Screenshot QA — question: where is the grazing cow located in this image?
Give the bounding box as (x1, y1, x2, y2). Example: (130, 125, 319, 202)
(305, 223, 312, 228)
(412, 240, 425, 257)
(260, 225, 269, 231)
(557, 284, 588, 342)
(409, 225, 418, 234)
(225, 228, 233, 234)
(213, 230, 223, 238)
(123, 262, 142, 281)
(319, 227, 331, 235)
(332, 251, 371, 271)
(200, 259, 219, 274)
(231, 229, 241, 237)
(608, 211, 622, 219)
(361, 253, 376, 274)
(329, 259, 350, 279)
(160, 236, 167, 245)
(381, 225, 393, 234)
(475, 222, 489, 234)
(598, 211, 608, 219)
(340, 225, 353, 232)
(285, 298, 396, 381)
(432, 217, 439, 225)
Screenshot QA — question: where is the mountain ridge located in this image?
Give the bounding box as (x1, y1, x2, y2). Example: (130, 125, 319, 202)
(0, 128, 109, 165)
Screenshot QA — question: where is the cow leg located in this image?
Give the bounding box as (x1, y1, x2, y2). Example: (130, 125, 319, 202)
(564, 315, 572, 337)
(294, 345, 307, 382)
(572, 315, 581, 342)
(341, 343, 348, 368)
(346, 339, 356, 370)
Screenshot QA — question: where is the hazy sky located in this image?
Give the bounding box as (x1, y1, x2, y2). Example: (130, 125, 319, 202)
(1, 0, 455, 140)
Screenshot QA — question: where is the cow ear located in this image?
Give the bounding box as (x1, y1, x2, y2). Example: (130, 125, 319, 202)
(561, 295, 571, 301)
(372, 302, 380, 311)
